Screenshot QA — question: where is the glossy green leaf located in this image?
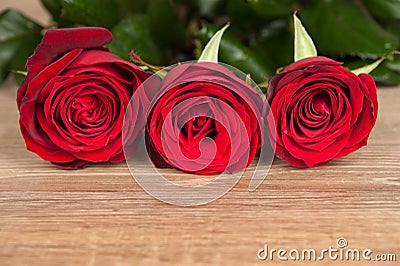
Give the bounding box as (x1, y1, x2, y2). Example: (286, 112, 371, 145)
(195, 0, 226, 18)
(371, 65, 400, 85)
(107, 15, 164, 65)
(115, 0, 148, 18)
(61, 0, 119, 28)
(11, 33, 43, 85)
(40, 0, 63, 21)
(197, 23, 270, 83)
(227, 0, 261, 30)
(380, 54, 400, 85)
(0, 9, 42, 85)
(251, 19, 293, 74)
(199, 23, 230, 63)
(294, 13, 317, 61)
(352, 57, 385, 75)
(248, 0, 298, 18)
(385, 21, 400, 40)
(301, 0, 399, 58)
(147, 0, 186, 51)
(346, 54, 400, 85)
(362, 0, 400, 20)
(385, 54, 400, 73)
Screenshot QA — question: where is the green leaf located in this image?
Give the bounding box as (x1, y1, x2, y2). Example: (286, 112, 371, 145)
(248, 0, 298, 18)
(375, 53, 400, 85)
(294, 13, 317, 61)
(115, 0, 147, 18)
(107, 15, 165, 65)
(352, 57, 385, 75)
(227, 0, 294, 31)
(199, 23, 230, 63)
(301, 0, 399, 58)
(147, 0, 186, 51)
(251, 19, 293, 74)
(227, 0, 261, 30)
(11, 33, 43, 85)
(0, 9, 42, 85)
(197, 23, 270, 83)
(195, 0, 226, 18)
(385, 21, 400, 40)
(41, 0, 63, 21)
(362, 0, 400, 20)
(371, 64, 400, 86)
(61, 0, 119, 28)
(346, 54, 400, 85)
(385, 54, 400, 73)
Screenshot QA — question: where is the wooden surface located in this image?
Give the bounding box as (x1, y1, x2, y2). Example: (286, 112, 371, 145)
(1, 1, 400, 265)
(2, 82, 400, 266)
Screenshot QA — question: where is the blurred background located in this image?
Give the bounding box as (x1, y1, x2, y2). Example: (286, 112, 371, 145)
(1, 0, 400, 86)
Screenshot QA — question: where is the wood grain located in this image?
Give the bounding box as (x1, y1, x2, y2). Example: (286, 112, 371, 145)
(1, 2, 400, 265)
(2, 81, 400, 266)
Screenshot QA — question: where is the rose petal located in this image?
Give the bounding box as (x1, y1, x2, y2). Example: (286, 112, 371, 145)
(26, 28, 112, 77)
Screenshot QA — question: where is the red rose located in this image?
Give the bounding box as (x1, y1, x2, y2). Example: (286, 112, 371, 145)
(147, 62, 264, 175)
(17, 27, 151, 169)
(266, 56, 378, 167)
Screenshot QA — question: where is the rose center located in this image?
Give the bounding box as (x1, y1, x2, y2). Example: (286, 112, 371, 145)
(193, 116, 207, 128)
(311, 92, 330, 116)
(182, 115, 216, 140)
(70, 94, 106, 127)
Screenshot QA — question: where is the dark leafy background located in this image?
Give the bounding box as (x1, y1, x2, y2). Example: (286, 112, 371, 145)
(1, 0, 400, 86)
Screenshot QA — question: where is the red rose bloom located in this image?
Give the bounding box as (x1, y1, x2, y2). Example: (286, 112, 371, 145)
(266, 56, 378, 167)
(147, 62, 264, 175)
(17, 28, 151, 169)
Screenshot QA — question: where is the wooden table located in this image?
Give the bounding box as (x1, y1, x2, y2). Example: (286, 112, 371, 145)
(1, 1, 400, 265)
(1, 73, 400, 266)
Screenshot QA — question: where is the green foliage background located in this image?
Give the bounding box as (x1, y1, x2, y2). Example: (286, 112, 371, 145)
(1, 0, 400, 86)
